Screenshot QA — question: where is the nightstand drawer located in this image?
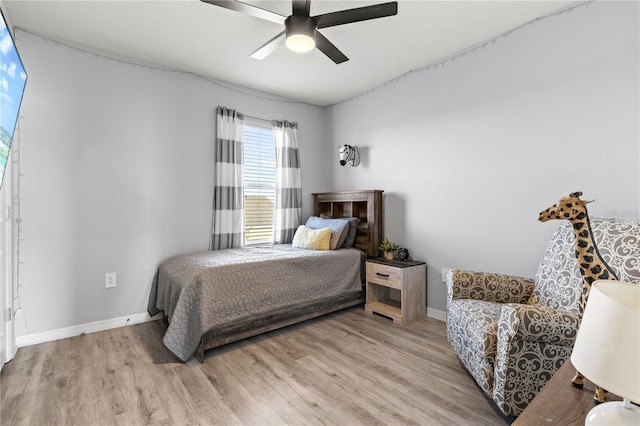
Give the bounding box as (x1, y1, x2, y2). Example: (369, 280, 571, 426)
(366, 262, 402, 289)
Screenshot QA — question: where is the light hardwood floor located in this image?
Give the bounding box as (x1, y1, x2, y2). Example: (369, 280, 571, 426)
(1, 308, 508, 425)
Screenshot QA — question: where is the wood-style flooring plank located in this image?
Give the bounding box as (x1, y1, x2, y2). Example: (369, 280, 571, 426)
(1, 308, 507, 425)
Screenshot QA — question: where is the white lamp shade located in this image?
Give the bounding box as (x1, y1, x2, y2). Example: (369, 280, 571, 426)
(571, 280, 640, 404)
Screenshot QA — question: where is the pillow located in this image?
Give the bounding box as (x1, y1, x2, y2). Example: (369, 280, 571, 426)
(291, 225, 331, 250)
(305, 216, 349, 250)
(320, 214, 360, 248)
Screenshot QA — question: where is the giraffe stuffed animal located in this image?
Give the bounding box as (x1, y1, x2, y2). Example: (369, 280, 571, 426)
(539, 191, 618, 404)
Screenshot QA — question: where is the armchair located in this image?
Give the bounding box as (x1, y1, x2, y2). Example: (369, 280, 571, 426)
(446, 217, 640, 416)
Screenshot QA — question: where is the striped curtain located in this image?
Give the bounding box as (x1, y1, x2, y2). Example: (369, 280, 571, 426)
(210, 107, 245, 250)
(273, 120, 302, 244)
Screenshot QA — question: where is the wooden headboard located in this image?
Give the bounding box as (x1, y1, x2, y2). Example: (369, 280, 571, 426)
(312, 190, 383, 258)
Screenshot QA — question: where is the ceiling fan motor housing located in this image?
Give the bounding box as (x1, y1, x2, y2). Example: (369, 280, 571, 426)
(285, 15, 317, 42)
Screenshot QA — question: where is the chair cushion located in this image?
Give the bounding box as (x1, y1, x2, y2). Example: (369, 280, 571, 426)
(447, 299, 503, 395)
(529, 222, 581, 312)
(529, 217, 640, 312)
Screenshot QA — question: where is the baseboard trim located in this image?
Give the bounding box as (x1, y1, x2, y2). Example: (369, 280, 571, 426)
(16, 312, 160, 348)
(15, 308, 446, 347)
(426, 307, 446, 321)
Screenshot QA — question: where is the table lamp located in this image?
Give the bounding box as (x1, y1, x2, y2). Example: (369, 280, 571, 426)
(571, 280, 640, 425)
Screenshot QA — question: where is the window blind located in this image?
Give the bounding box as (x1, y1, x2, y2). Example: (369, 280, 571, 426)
(243, 123, 276, 244)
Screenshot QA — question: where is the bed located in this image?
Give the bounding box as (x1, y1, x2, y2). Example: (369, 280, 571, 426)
(147, 190, 383, 362)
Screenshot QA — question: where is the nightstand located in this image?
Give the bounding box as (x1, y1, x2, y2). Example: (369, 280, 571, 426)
(365, 258, 426, 323)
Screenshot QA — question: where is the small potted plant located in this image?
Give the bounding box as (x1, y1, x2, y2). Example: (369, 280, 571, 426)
(378, 237, 399, 260)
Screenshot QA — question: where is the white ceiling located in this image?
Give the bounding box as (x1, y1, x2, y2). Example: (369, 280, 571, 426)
(4, 0, 577, 106)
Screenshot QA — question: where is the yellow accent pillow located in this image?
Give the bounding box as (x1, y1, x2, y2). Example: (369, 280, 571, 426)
(291, 225, 331, 251)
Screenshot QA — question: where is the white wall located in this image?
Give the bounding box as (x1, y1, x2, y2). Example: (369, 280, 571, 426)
(327, 1, 640, 313)
(14, 31, 328, 335)
(12, 1, 640, 338)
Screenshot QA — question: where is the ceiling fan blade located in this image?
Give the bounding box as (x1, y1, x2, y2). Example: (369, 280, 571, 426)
(314, 1, 397, 29)
(249, 31, 286, 60)
(200, 0, 286, 25)
(292, 0, 311, 16)
(315, 32, 348, 64)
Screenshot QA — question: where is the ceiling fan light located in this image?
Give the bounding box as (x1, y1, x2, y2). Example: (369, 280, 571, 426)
(284, 15, 316, 53)
(286, 33, 315, 52)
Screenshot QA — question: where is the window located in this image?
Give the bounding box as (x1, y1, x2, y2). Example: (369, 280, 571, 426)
(243, 120, 276, 245)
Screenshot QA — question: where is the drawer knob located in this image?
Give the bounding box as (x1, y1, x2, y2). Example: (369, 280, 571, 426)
(376, 272, 390, 278)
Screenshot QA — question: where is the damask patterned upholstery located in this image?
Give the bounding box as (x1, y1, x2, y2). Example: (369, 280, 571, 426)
(446, 299, 503, 395)
(446, 217, 640, 416)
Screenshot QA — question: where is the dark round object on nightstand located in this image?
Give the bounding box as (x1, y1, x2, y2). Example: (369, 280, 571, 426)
(397, 247, 410, 262)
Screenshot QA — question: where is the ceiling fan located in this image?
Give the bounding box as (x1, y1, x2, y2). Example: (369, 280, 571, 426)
(201, 0, 398, 64)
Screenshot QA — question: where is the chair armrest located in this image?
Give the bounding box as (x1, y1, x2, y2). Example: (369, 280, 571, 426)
(493, 303, 579, 416)
(447, 269, 535, 304)
(498, 304, 580, 346)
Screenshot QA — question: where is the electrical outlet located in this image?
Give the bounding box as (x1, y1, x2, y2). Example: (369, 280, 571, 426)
(105, 272, 117, 288)
(442, 268, 451, 283)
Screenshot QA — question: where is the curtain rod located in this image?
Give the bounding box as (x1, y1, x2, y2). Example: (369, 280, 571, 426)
(218, 106, 297, 127)
(242, 114, 297, 128)
(242, 114, 273, 124)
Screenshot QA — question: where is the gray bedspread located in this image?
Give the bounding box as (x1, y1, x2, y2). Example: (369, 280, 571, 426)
(148, 245, 362, 361)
